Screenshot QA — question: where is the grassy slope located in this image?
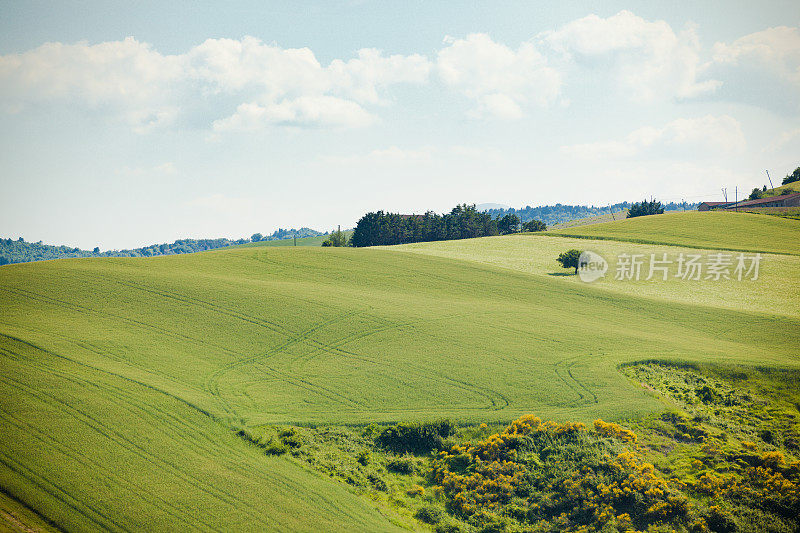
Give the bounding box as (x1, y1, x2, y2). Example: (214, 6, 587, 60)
(1, 213, 798, 530)
(389, 235, 800, 319)
(546, 210, 800, 255)
(548, 211, 627, 229)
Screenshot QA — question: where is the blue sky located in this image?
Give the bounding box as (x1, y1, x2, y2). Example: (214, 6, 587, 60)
(1, 1, 799, 249)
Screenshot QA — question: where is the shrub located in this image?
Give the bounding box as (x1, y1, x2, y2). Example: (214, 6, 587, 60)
(415, 505, 445, 524)
(357, 450, 371, 466)
(406, 484, 425, 497)
(367, 472, 388, 491)
(434, 523, 465, 533)
(263, 439, 288, 456)
(387, 455, 416, 474)
(376, 420, 456, 455)
(279, 428, 303, 448)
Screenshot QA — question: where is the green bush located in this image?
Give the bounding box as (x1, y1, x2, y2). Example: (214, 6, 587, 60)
(367, 472, 388, 491)
(357, 449, 371, 466)
(415, 505, 445, 524)
(263, 439, 288, 456)
(386, 455, 416, 474)
(376, 420, 456, 454)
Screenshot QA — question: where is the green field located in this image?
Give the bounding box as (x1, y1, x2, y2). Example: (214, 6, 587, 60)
(548, 210, 628, 229)
(1, 212, 799, 530)
(547, 210, 800, 255)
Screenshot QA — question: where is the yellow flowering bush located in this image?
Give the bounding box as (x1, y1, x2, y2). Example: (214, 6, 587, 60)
(431, 414, 689, 532)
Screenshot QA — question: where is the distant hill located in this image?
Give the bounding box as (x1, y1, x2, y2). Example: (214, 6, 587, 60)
(476, 202, 510, 211)
(485, 201, 695, 227)
(0, 227, 325, 265)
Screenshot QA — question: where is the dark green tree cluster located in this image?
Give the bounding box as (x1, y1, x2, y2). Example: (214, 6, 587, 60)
(782, 166, 800, 185)
(522, 219, 547, 232)
(350, 204, 499, 247)
(496, 213, 520, 235)
(626, 199, 664, 218)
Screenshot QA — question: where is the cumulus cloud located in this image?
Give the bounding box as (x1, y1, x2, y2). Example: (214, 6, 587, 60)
(212, 97, 374, 131)
(712, 26, 800, 86)
(0, 37, 183, 128)
(561, 115, 745, 159)
(541, 10, 720, 102)
(0, 36, 431, 131)
(437, 33, 562, 119)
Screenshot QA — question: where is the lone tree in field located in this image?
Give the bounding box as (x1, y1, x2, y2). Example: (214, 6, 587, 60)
(626, 199, 664, 218)
(522, 219, 546, 232)
(557, 249, 582, 274)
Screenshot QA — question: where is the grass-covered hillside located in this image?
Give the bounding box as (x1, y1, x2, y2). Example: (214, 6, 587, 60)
(1, 211, 798, 531)
(546, 211, 800, 255)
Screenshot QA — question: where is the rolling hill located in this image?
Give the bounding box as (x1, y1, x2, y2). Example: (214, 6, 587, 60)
(546, 210, 800, 255)
(1, 211, 798, 530)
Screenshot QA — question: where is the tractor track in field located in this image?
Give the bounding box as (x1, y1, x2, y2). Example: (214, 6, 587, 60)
(0, 287, 364, 417)
(0, 449, 127, 533)
(553, 356, 598, 407)
(66, 275, 512, 413)
(0, 406, 203, 533)
(2, 273, 512, 416)
(0, 336, 350, 523)
(0, 372, 257, 519)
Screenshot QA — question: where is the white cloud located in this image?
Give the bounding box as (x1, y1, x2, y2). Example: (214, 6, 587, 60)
(0, 37, 183, 128)
(561, 115, 745, 159)
(0, 36, 431, 131)
(212, 97, 374, 131)
(437, 33, 562, 119)
(712, 26, 800, 86)
(541, 10, 720, 102)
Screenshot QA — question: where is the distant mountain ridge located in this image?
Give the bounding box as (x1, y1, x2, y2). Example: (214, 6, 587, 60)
(0, 227, 325, 265)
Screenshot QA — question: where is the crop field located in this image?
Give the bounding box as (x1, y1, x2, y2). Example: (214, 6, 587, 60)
(548, 210, 628, 229)
(547, 210, 800, 255)
(1, 212, 799, 530)
(389, 232, 800, 319)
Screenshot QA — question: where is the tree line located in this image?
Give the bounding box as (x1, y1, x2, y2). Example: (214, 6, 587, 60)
(0, 227, 325, 265)
(486, 200, 696, 225)
(349, 204, 546, 248)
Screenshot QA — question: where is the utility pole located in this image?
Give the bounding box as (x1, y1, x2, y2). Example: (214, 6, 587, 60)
(766, 170, 774, 189)
(735, 186, 738, 211)
(293, 233, 296, 246)
(682, 199, 685, 212)
(608, 204, 615, 221)
(722, 188, 727, 202)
